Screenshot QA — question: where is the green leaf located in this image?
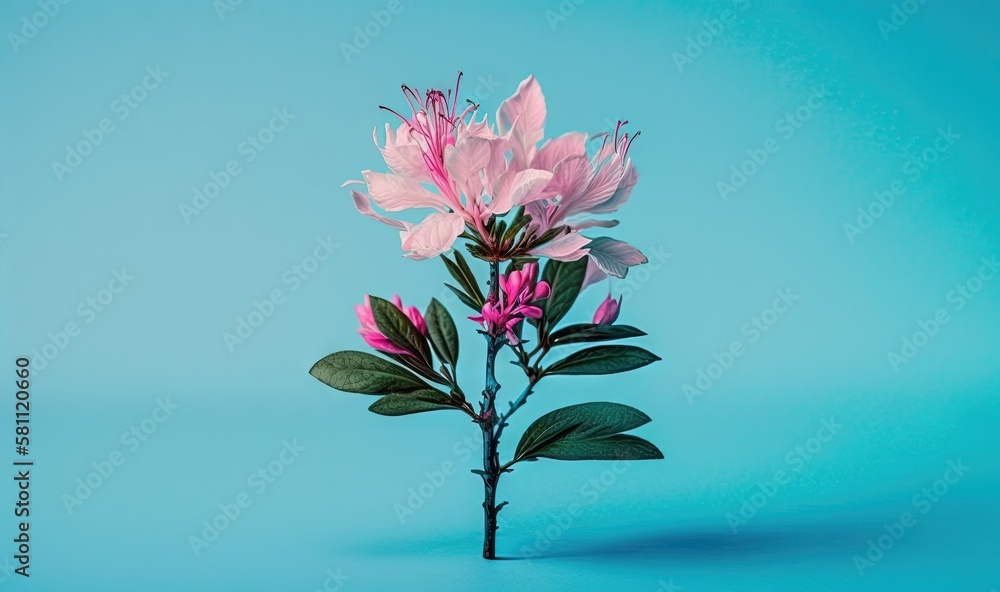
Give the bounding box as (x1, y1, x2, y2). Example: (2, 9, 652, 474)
(549, 324, 647, 346)
(385, 352, 449, 386)
(445, 284, 483, 312)
(369, 296, 432, 364)
(369, 395, 454, 416)
(539, 257, 588, 329)
(502, 212, 532, 246)
(442, 252, 485, 309)
(425, 298, 459, 367)
(546, 345, 660, 376)
(514, 402, 661, 462)
(369, 387, 459, 416)
(401, 388, 457, 403)
(309, 351, 427, 394)
(545, 345, 660, 375)
(533, 434, 663, 461)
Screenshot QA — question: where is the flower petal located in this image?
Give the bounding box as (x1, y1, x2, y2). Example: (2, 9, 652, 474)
(374, 124, 431, 183)
(363, 170, 445, 212)
(491, 168, 553, 214)
(538, 155, 592, 204)
(586, 236, 648, 278)
(497, 75, 546, 170)
(581, 257, 608, 290)
(530, 231, 590, 261)
(532, 132, 587, 172)
(569, 218, 620, 231)
(399, 212, 466, 260)
(351, 190, 411, 230)
(444, 136, 491, 199)
(590, 160, 639, 215)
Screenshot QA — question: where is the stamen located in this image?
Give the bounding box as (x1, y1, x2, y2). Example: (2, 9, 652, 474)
(624, 130, 640, 157)
(452, 71, 464, 115)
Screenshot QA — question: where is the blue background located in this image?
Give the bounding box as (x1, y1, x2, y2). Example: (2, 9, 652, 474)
(1, 0, 998, 590)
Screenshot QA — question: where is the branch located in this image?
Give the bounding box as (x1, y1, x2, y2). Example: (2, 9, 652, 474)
(495, 375, 540, 441)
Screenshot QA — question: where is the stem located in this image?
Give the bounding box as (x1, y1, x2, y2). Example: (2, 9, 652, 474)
(479, 260, 504, 559)
(495, 375, 539, 442)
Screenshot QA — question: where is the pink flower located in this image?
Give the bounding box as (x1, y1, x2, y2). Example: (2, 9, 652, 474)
(347, 73, 647, 273)
(355, 294, 426, 355)
(593, 293, 622, 325)
(470, 262, 550, 344)
(523, 122, 645, 272)
(490, 77, 647, 276)
(348, 74, 557, 259)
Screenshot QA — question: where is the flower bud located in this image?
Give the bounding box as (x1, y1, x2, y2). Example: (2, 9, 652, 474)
(593, 294, 621, 325)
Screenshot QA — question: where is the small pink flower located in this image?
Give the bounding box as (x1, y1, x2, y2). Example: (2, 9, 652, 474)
(470, 262, 550, 344)
(593, 293, 622, 325)
(355, 294, 426, 355)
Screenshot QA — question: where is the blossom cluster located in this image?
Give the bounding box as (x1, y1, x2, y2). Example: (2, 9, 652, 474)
(346, 73, 647, 282)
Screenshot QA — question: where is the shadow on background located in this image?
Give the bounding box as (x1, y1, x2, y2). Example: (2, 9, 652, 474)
(502, 516, 883, 562)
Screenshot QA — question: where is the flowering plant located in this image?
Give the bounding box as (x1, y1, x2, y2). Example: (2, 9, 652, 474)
(310, 73, 662, 559)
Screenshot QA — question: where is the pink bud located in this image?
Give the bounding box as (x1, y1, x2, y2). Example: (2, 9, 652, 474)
(593, 294, 621, 325)
(356, 294, 423, 355)
(393, 294, 427, 335)
(471, 262, 550, 343)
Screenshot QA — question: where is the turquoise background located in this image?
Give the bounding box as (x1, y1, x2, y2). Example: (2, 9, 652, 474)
(1, 0, 998, 590)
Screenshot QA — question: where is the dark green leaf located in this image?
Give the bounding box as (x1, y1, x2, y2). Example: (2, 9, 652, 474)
(503, 212, 531, 244)
(514, 402, 659, 462)
(532, 225, 571, 249)
(309, 351, 426, 394)
(442, 252, 485, 309)
(399, 388, 455, 403)
(539, 257, 588, 329)
(369, 296, 432, 363)
(445, 284, 482, 312)
(549, 324, 646, 346)
(367, 387, 458, 416)
(425, 298, 460, 366)
(386, 352, 449, 385)
(534, 434, 663, 461)
(546, 345, 660, 376)
(369, 394, 455, 416)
